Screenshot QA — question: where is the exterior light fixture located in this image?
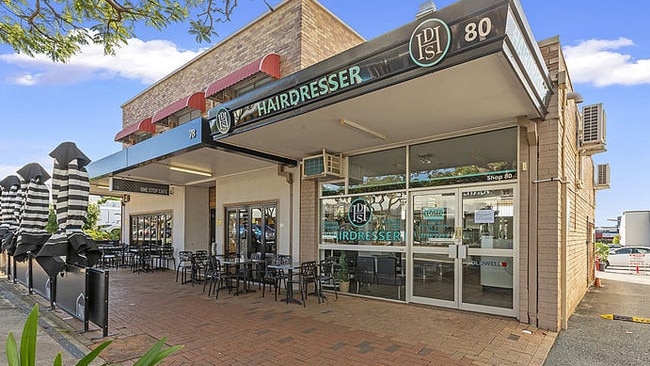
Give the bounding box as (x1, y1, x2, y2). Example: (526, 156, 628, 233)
(169, 165, 213, 177)
(97, 184, 110, 189)
(340, 118, 387, 140)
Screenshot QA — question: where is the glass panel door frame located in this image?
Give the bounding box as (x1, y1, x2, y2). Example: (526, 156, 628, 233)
(408, 184, 517, 317)
(224, 203, 277, 258)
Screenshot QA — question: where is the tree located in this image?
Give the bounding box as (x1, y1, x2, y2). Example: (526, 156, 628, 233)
(84, 202, 100, 231)
(0, 0, 273, 62)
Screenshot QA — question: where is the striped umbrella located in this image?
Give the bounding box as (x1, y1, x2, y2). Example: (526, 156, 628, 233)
(36, 142, 100, 276)
(0, 175, 21, 254)
(12, 163, 52, 262)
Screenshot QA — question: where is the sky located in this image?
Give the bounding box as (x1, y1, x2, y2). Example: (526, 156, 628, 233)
(0, 0, 648, 227)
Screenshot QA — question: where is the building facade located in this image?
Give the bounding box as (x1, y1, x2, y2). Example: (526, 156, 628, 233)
(88, 0, 609, 331)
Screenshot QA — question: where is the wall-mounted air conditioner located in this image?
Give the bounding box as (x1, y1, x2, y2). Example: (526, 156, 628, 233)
(580, 103, 606, 154)
(301, 149, 343, 180)
(595, 164, 610, 190)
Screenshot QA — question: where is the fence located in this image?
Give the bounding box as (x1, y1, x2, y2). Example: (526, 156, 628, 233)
(3, 253, 109, 337)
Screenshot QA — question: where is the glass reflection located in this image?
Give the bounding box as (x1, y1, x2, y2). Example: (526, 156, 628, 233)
(412, 253, 455, 301)
(462, 255, 513, 309)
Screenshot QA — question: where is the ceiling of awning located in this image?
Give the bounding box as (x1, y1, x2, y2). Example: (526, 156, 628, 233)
(114, 118, 155, 142)
(219, 52, 538, 160)
(151, 92, 206, 124)
(205, 53, 281, 99)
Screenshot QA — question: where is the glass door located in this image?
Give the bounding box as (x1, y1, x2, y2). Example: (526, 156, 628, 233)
(459, 187, 515, 316)
(225, 204, 277, 258)
(411, 190, 460, 307)
(410, 186, 516, 316)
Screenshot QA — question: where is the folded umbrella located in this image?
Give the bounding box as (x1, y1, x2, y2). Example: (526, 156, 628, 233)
(0, 175, 21, 254)
(13, 164, 51, 261)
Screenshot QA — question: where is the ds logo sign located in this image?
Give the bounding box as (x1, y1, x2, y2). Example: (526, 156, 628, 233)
(409, 18, 451, 67)
(348, 198, 372, 228)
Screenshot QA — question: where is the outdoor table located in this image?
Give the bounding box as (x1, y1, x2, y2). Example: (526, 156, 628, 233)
(221, 258, 256, 294)
(267, 262, 301, 305)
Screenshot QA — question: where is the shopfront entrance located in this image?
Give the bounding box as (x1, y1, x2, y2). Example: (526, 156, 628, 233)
(225, 204, 277, 258)
(410, 185, 515, 316)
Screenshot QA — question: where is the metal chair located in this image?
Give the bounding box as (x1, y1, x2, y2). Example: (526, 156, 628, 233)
(286, 260, 320, 307)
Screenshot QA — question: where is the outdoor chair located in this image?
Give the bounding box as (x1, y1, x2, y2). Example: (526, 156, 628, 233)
(203, 256, 238, 299)
(318, 257, 338, 300)
(249, 252, 266, 289)
(176, 251, 194, 284)
(262, 254, 291, 301)
(286, 260, 320, 307)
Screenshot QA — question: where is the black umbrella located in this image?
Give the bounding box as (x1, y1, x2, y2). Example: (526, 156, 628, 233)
(0, 175, 21, 254)
(36, 142, 99, 276)
(13, 164, 52, 261)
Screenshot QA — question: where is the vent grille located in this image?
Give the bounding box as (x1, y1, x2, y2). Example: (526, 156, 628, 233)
(582, 103, 605, 144)
(596, 164, 610, 190)
(301, 149, 343, 180)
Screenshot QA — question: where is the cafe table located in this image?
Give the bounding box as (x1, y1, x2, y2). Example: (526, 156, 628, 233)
(266, 262, 301, 305)
(221, 257, 257, 295)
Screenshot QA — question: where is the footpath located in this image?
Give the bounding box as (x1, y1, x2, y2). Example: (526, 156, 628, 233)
(544, 270, 650, 365)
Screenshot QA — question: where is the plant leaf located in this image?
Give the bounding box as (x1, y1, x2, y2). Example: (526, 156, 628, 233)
(75, 340, 112, 366)
(6, 332, 20, 366)
(21, 305, 39, 366)
(147, 345, 184, 365)
(53, 352, 62, 366)
(132, 337, 166, 366)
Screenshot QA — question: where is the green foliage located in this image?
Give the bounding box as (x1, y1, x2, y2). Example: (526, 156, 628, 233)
(612, 235, 620, 244)
(0, 0, 252, 62)
(595, 242, 610, 262)
(46, 207, 59, 234)
(84, 203, 100, 231)
(5, 305, 182, 366)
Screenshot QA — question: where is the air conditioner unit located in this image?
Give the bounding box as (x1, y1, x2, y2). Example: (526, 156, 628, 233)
(301, 149, 343, 180)
(595, 164, 610, 190)
(580, 103, 606, 154)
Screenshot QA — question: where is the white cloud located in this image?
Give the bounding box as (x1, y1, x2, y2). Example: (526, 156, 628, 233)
(564, 37, 650, 87)
(0, 38, 202, 85)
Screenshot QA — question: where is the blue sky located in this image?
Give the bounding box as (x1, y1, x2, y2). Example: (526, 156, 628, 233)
(0, 0, 648, 227)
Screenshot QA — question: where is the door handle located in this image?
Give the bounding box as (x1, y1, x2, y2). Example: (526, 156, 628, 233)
(448, 244, 457, 259)
(458, 245, 468, 259)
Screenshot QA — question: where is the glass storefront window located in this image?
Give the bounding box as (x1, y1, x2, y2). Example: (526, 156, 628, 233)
(462, 189, 514, 249)
(130, 212, 172, 246)
(410, 128, 517, 188)
(321, 249, 405, 301)
(348, 147, 406, 194)
(321, 192, 406, 246)
(321, 181, 345, 197)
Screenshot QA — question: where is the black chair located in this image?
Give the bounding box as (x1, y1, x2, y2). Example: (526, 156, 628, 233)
(157, 245, 176, 271)
(262, 254, 291, 301)
(355, 256, 376, 293)
(176, 251, 194, 284)
(318, 257, 338, 300)
(376, 256, 405, 300)
(286, 260, 320, 307)
(203, 256, 238, 299)
(133, 245, 153, 274)
(249, 252, 265, 289)
(192, 250, 209, 282)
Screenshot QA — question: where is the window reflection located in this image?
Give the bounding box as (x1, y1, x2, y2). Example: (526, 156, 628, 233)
(410, 128, 517, 188)
(348, 147, 406, 194)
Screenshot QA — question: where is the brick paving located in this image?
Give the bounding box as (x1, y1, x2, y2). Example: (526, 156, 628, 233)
(53, 269, 556, 365)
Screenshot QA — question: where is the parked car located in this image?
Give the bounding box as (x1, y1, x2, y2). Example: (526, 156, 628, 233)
(605, 246, 650, 268)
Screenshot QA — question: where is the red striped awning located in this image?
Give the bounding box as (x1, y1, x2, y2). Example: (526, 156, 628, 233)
(205, 53, 281, 98)
(114, 118, 155, 142)
(151, 91, 206, 124)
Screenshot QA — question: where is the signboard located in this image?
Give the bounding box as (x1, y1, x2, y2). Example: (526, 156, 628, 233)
(110, 177, 169, 195)
(629, 253, 646, 267)
(475, 209, 495, 224)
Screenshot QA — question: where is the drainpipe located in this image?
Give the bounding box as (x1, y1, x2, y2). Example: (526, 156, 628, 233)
(278, 165, 294, 256)
(518, 117, 538, 326)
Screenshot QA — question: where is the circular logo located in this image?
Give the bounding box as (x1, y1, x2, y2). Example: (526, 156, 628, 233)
(214, 107, 233, 135)
(409, 18, 452, 67)
(348, 198, 372, 228)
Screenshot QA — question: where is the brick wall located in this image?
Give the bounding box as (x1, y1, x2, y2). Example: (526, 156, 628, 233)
(299, 180, 318, 262)
(120, 0, 364, 130)
(534, 37, 597, 331)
